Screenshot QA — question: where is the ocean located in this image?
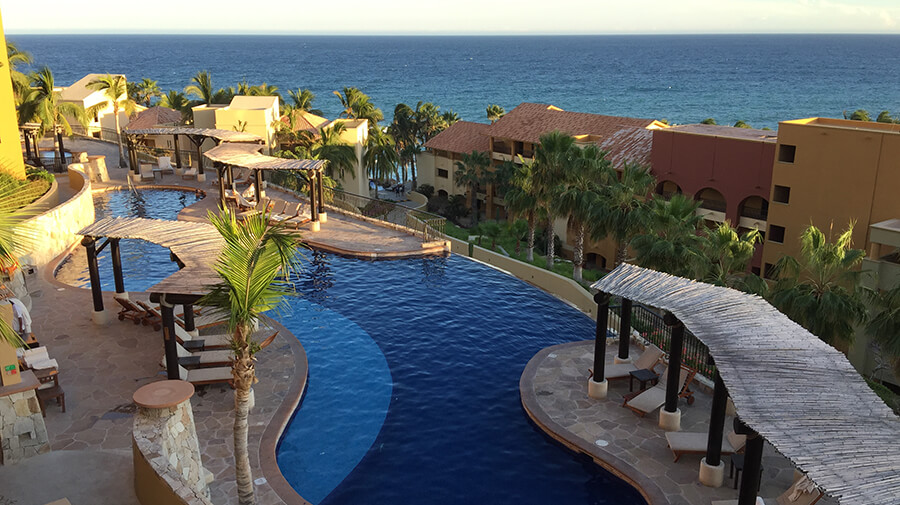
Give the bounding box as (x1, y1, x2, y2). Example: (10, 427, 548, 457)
(9, 34, 900, 129)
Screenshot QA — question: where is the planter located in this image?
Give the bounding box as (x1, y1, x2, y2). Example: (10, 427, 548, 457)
(0, 303, 21, 387)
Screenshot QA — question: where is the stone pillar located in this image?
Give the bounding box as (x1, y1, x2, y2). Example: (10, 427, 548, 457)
(0, 371, 51, 464)
(588, 292, 610, 399)
(110, 238, 127, 300)
(133, 380, 210, 498)
(317, 169, 327, 223)
(660, 312, 684, 431)
(82, 236, 108, 325)
(700, 356, 728, 487)
(615, 298, 632, 364)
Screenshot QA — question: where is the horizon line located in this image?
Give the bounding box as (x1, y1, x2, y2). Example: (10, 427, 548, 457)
(7, 31, 900, 36)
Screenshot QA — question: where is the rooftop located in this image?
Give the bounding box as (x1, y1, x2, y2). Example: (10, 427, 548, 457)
(424, 120, 490, 154)
(489, 102, 663, 144)
(598, 126, 655, 167)
(229, 95, 279, 110)
(782, 117, 900, 134)
(663, 124, 778, 143)
(59, 73, 125, 102)
(126, 106, 183, 130)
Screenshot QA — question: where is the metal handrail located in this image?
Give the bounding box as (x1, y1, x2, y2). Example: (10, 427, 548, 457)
(326, 188, 446, 242)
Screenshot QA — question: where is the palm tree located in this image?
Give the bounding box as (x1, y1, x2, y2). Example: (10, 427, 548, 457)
(592, 162, 656, 267)
(24, 67, 88, 169)
(159, 90, 192, 123)
(313, 123, 356, 180)
(7, 42, 32, 105)
(130, 78, 161, 106)
(699, 222, 761, 288)
(286, 89, 323, 115)
(630, 194, 705, 277)
(866, 286, 900, 378)
(87, 74, 137, 168)
(441, 110, 460, 126)
(504, 156, 540, 262)
(249, 82, 280, 99)
(364, 128, 398, 198)
(486, 104, 506, 124)
(333, 87, 383, 127)
(185, 70, 215, 104)
(455, 150, 490, 225)
(533, 131, 577, 269)
(199, 208, 301, 505)
(390, 103, 418, 189)
(555, 144, 611, 283)
(769, 223, 867, 349)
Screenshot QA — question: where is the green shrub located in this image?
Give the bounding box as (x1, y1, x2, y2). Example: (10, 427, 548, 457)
(417, 184, 435, 200)
(26, 167, 55, 184)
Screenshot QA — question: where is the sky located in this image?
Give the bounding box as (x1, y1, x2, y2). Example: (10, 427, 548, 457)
(3, 0, 900, 35)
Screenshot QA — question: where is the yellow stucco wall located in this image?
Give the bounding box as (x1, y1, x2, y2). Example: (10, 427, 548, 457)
(332, 119, 368, 195)
(0, 11, 25, 179)
(762, 119, 900, 271)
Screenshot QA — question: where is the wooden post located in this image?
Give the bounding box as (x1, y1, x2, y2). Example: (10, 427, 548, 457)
(217, 165, 227, 209)
(663, 312, 684, 414)
(618, 298, 632, 361)
(160, 297, 180, 380)
(735, 419, 764, 505)
(706, 358, 728, 467)
(56, 128, 66, 171)
(82, 236, 104, 313)
(23, 131, 32, 161)
(173, 134, 182, 169)
(182, 304, 196, 335)
(110, 238, 126, 298)
(317, 169, 325, 213)
(310, 171, 319, 222)
(254, 169, 262, 203)
(592, 292, 610, 381)
(195, 140, 203, 176)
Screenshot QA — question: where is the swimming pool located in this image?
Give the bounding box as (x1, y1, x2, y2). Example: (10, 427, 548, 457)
(54, 188, 203, 292)
(277, 252, 645, 505)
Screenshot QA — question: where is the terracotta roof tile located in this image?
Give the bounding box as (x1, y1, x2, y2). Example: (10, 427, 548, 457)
(424, 121, 490, 154)
(598, 127, 654, 168)
(490, 102, 658, 145)
(126, 106, 183, 130)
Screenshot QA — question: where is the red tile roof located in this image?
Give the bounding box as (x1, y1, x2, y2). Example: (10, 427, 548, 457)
(598, 127, 654, 168)
(666, 124, 778, 143)
(127, 106, 182, 130)
(424, 121, 490, 154)
(489, 103, 658, 144)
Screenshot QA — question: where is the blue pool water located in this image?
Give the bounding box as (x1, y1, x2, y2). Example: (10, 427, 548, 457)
(277, 251, 644, 505)
(55, 189, 202, 291)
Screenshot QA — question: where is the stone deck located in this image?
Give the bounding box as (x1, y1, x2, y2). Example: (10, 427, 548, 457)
(521, 341, 839, 505)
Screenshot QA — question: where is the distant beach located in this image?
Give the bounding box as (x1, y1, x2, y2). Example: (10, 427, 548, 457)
(9, 34, 900, 128)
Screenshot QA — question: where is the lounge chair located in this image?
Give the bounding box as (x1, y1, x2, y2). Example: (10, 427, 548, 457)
(269, 202, 302, 226)
(283, 203, 311, 229)
(114, 296, 147, 325)
(711, 474, 823, 505)
(139, 163, 155, 181)
(165, 331, 278, 369)
(267, 200, 289, 220)
(237, 196, 270, 221)
(135, 300, 198, 331)
(158, 156, 174, 174)
(234, 170, 253, 187)
(181, 165, 198, 180)
(177, 363, 233, 387)
(622, 365, 696, 417)
(665, 429, 747, 462)
(588, 344, 664, 381)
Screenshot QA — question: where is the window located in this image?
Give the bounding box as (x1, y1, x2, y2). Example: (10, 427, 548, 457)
(768, 224, 785, 243)
(437, 168, 449, 179)
(751, 266, 761, 276)
(773, 185, 791, 204)
(764, 263, 777, 279)
(778, 144, 796, 163)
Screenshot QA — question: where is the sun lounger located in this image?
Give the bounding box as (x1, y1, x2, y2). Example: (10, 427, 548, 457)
(589, 344, 664, 381)
(237, 196, 270, 221)
(158, 156, 174, 174)
(269, 202, 302, 226)
(711, 474, 822, 505)
(178, 363, 233, 387)
(267, 200, 289, 219)
(114, 296, 147, 325)
(181, 165, 198, 180)
(665, 430, 747, 462)
(139, 164, 155, 181)
(171, 322, 232, 349)
(623, 365, 695, 417)
(136, 300, 196, 331)
(161, 341, 234, 369)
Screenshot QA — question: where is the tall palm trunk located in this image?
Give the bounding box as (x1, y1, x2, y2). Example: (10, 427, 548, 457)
(615, 240, 628, 268)
(411, 155, 417, 190)
(573, 221, 585, 283)
(470, 186, 479, 225)
(526, 213, 535, 262)
(545, 219, 555, 270)
(113, 104, 126, 168)
(232, 327, 256, 505)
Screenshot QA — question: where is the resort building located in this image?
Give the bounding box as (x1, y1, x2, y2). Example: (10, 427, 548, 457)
(192, 95, 280, 154)
(124, 105, 193, 155)
(58, 73, 135, 140)
(417, 120, 490, 199)
(0, 14, 23, 178)
(650, 124, 777, 272)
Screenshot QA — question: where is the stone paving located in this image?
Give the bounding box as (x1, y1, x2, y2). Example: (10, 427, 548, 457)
(524, 341, 839, 505)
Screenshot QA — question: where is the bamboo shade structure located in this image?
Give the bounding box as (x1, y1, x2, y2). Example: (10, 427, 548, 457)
(123, 127, 263, 144)
(78, 216, 223, 297)
(204, 142, 326, 171)
(592, 263, 900, 505)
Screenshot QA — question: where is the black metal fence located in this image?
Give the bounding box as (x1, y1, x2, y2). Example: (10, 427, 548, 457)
(610, 301, 716, 379)
(327, 188, 446, 242)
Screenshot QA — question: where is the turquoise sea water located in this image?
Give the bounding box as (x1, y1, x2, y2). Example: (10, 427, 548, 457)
(10, 34, 900, 129)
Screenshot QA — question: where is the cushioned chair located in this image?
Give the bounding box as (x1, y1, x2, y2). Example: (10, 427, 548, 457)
(181, 165, 198, 180)
(269, 202, 302, 225)
(623, 365, 695, 417)
(237, 196, 270, 221)
(178, 363, 233, 387)
(139, 163, 155, 181)
(711, 474, 823, 505)
(114, 296, 146, 325)
(158, 156, 174, 174)
(589, 344, 664, 381)
(665, 429, 747, 462)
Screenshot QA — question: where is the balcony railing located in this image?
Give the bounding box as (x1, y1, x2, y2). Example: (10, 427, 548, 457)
(698, 200, 727, 213)
(327, 188, 446, 242)
(739, 207, 769, 221)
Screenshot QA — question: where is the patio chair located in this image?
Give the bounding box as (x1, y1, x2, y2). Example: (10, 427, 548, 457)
(237, 196, 270, 221)
(622, 365, 695, 417)
(234, 186, 257, 211)
(139, 163, 155, 181)
(36, 369, 66, 416)
(588, 344, 664, 381)
(234, 169, 254, 187)
(177, 363, 233, 387)
(711, 473, 823, 505)
(135, 300, 199, 331)
(158, 156, 174, 174)
(269, 202, 302, 226)
(267, 199, 289, 219)
(161, 341, 234, 369)
(665, 429, 747, 462)
(114, 296, 147, 325)
(181, 165, 198, 180)
(283, 203, 312, 229)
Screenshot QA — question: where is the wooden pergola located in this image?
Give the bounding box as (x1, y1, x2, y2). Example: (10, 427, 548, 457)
(123, 127, 264, 179)
(20, 123, 43, 167)
(203, 142, 328, 228)
(77, 216, 224, 378)
(590, 263, 900, 505)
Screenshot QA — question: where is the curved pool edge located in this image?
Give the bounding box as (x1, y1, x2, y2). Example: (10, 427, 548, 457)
(257, 315, 315, 505)
(520, 341, 668, 505)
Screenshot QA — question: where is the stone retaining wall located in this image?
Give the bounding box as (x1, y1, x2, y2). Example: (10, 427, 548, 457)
(0, 388, 50, 464)
(132, 397, 212, 505)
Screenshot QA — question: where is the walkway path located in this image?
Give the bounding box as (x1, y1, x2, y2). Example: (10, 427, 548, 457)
(521, 341, 838, 505)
